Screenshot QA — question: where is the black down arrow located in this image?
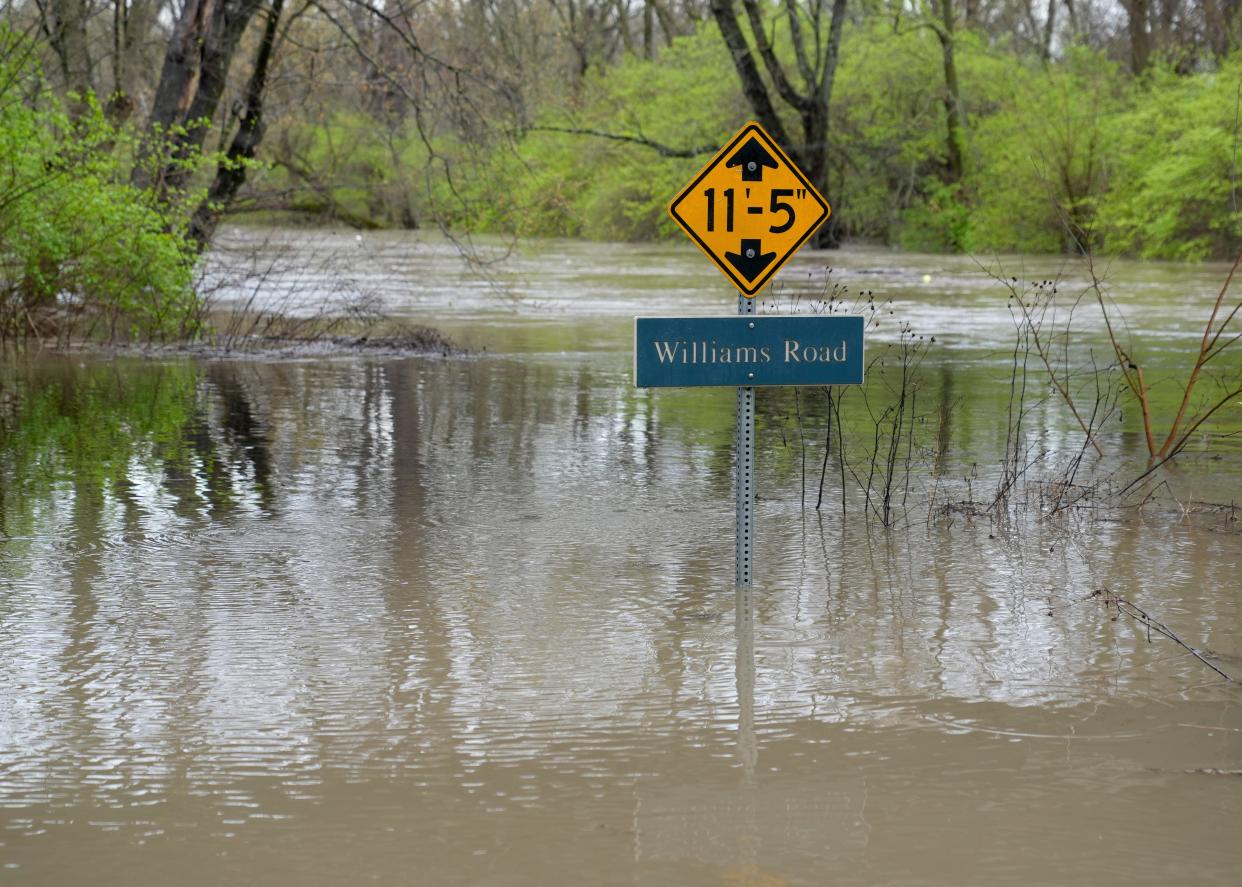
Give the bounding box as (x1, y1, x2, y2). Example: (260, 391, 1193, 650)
(726, 136, 778, 182)
(725, 239, 776, 282)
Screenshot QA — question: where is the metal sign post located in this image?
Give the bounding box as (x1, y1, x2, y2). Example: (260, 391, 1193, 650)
(634, 307, 862, 585)
(735, 293, 755, 587)
(641, 120, 859, 587)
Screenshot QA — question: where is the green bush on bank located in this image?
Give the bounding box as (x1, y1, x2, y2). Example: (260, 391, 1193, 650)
(962, 48, 1242, 260)
(0, 37, 200, 343)
(963, 47, 1127, 255)
(831, 23, 1010, 250)
(447, 25, 744, 241)
(1096, 57, 1242, 260)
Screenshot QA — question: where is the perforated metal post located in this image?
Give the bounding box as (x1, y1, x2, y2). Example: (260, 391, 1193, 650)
(735, 583, 756, 776)
(735, 293, 756, 587)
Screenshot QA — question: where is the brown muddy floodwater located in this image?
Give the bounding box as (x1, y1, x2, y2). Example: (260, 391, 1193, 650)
(2, 229, 1241, 885)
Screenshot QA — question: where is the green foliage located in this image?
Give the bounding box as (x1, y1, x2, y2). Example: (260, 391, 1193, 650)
(216, 16, 1242, 262)
(963, 47, 1127, 255)
(262, 109, 428, 229)
(829, 20, 960, 245)
(899, 181, 974, 252)
(452, 25, 746, 241)
(1095, 58, 1242, 260)
(831, 29, 1242, 260)
(0, 35, 202, 343)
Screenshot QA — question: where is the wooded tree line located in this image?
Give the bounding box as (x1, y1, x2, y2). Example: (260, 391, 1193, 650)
(1, 0, 1241, 327)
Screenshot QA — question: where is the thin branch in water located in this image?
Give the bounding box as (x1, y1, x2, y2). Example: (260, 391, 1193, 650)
(1158, 247, 1242, 458)
(1094, 588, 1236, 683)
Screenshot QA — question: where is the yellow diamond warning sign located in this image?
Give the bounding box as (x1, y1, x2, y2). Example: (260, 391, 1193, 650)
(669, 122, 830, 297)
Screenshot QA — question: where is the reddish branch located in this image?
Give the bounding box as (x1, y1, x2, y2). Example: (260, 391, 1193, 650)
(1157, 248, 1242, 459)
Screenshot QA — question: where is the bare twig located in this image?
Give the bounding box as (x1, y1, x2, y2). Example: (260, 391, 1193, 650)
(526, 125, 718, 158)
(1095, 588, 1236, 683)
(987, 264, 1105, 456)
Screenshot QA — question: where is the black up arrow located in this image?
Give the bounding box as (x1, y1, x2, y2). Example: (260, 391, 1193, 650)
(726, 136, 779, 182)
(725, 239, 776, 283)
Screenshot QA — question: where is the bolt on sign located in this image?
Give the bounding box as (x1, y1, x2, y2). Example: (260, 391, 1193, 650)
(668, 122, 830, 296)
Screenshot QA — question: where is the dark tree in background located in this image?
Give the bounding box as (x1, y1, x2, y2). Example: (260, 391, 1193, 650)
(709, 0, 848, 247)
(188, 0, 286, 248)
(135, 0, 267, 201)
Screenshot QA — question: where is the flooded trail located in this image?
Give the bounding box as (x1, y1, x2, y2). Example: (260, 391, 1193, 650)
(2, 231, 1241, 884)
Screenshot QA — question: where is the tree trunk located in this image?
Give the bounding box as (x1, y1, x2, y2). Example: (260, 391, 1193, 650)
(136, 0, 266, 195)
(1204, 0, 1241, 59)
(937, 0, 965, 184)
(708, 0, 797, 153)
(648, 0, 677, 46)
(1041, 0, 1056, 61)
(1122, 0, 1151, 75)
(643, 0, 654, 58)
(43, 0, 93, 114)
(109, 0, 156, 122)
(708, 0, 848, 248)
(188, 0, 285, 250)
(1063, 0, 1078, 43)
(810, 0, 848, 248)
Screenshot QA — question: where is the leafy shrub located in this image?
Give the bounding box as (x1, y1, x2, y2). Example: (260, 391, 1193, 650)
(830, 20, 957, 244)
(963, 48, 1126, 255)
(0, 34, 201, 343)
(446, 25, 745, 241)
(1096, 57, 1242, 260)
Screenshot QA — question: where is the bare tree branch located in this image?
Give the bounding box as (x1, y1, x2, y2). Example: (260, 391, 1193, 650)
(528, 124, 717, 157)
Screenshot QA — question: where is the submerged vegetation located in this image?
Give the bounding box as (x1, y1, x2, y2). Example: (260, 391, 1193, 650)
(759, 243, 1242, 527)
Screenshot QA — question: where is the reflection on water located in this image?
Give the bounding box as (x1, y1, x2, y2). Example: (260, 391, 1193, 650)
(8, 222, 1242, 883)
(2, 349, 1239, 885)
